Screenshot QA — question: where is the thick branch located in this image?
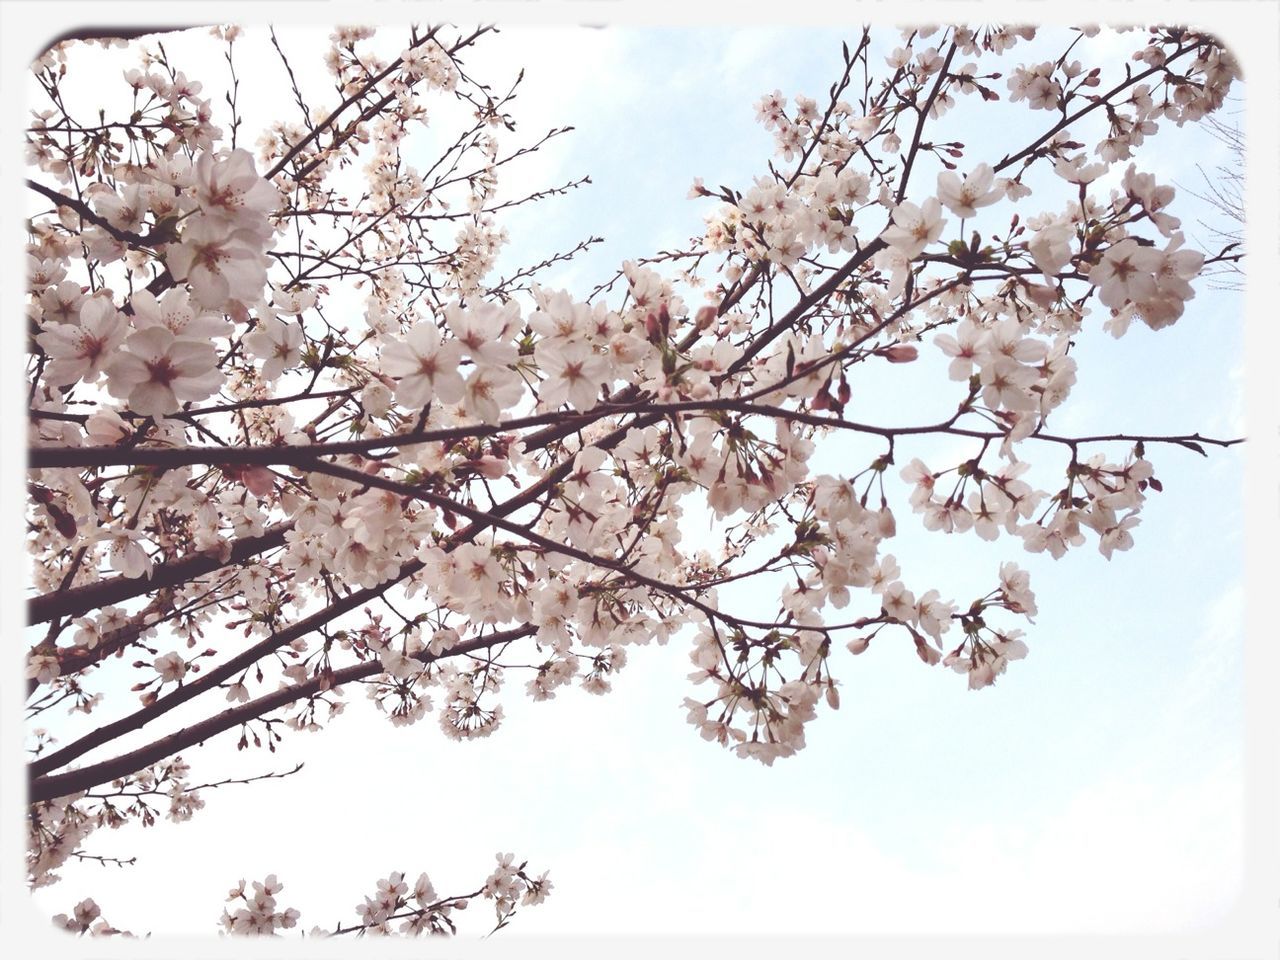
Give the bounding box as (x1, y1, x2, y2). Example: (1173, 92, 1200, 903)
(29, 625, 535, 804)
(30, 412, 645, 786)
(26, 179, 164, 249)
(28, 561, 421, 781)
(30, 396, 1243, 474)
(29, 523, 294, 626)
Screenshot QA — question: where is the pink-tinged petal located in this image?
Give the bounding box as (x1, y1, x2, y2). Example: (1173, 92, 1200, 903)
(379, 341, 419, 378)
(168, 339, 218, 369)
(104, 351, 148, 390)
(123, 325, 174, 361)
(165, 244, 195, 281)
(173, 368, 224, 401)
(129, 380, 179, 416)
(432, 368, 466, 405)
(406, 322, 442, 353)
(395, 374, 433, 410)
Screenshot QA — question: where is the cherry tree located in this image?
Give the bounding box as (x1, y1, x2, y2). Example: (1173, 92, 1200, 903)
(23, 21, 1243, 938)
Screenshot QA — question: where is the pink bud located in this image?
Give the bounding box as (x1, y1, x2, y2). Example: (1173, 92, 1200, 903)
(644, 311, 661, 342)
(881, 345, 919, 363)
(914, 635, 941, 665)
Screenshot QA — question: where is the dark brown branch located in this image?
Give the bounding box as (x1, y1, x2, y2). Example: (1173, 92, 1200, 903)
(265, 26, 492, 182)
(30, 626, 534, 804)
(26, 179, 164, 249)
(28, 561, 421, 783)
(28, 523, 294, 626)
(31, 413, 646, 786)
(896, 41, 958, 204)
(30, 396, 1243, 474)
(41, 25, 204, 47)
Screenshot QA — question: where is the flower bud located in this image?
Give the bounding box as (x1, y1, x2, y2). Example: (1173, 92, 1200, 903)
(881, 344, 918, 363)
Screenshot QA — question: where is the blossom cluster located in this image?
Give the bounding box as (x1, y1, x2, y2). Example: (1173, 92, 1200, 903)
(28, 756, 204, 890)
(24, 21, 1241, 935)
(211, 860, 550, 938)
(27, 22, 1237, 752)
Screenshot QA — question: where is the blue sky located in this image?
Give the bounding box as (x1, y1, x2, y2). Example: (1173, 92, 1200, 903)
(15, 17, 1259, 947)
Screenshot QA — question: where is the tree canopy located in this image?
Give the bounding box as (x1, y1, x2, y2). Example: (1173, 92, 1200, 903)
(22, 20, 1244, 938)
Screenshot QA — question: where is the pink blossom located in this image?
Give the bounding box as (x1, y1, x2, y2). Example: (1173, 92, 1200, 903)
(106, 326, 223, 415)
(880, 197, 946, 258)
(191, 148, 281, 237)
(935, 163, 1002, 217)
(462, 364, 524, 424)
(1089, 238, 1162, 311)
(243, 312, 303, 381)
(535, 340, 611, 411)
(380, 322, 465, 408)
(166, 217, 270, 311)
(37, 297, 127, 386)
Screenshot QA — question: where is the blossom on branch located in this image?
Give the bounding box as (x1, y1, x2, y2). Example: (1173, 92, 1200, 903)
(21, 21, 1244, 938)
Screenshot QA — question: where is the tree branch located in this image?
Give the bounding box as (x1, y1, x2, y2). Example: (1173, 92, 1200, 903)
(28, 561, 422, 782)
(26, 179, 166, 249)
(29, 523, 294, 626)
(30, 626, 534, 804)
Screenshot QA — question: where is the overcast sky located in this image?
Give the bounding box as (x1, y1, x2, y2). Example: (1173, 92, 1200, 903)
(10, 9, 1269, 954)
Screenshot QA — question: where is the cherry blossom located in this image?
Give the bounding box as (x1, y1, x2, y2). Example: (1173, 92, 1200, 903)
(380, 321, 465, 409)
(880, 197, 946, 258)
(243, 311, 304, 382)
(534, 339, 611, 411)
(166, 218, 272, 311)
(445, 299, 519, 368)
(1089, 238, 1163, 310)
(1027, 220, 1075, 280)
(92, 527, 153, 579)
(105, 326, 223, 415)
(153, 651, 188, 684)
(462, 363, 524, 424)
(191, 148, 282, 238)
(129, 288, 232, 340)
(22, 21, 1244, 939)
(935, 162, 1003, 217)
(36, 297, 127, 387)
